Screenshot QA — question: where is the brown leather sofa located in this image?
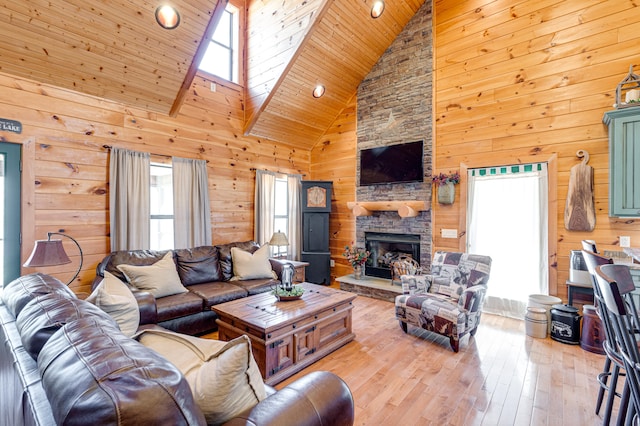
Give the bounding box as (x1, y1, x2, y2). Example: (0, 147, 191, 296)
(0, 273, 355, 425)
(94, 241, 287, 335)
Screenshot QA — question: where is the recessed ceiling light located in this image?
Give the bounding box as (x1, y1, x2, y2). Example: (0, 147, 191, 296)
(156, 5, 180, 29)
(313, 85, 325, 98)
(371, 0, 385, 18)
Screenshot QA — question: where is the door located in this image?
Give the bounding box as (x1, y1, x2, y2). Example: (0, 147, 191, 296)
(301, 252, 331, 285)
(302, 213, 329, 252)
(467, 163, 548, 318)
(1, 142, 21, 286)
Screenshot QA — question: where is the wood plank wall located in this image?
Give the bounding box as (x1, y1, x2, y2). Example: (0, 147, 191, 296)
(310, 95, 357, 281)
(5, 0, 640, 304)
(0, 72, 310, 295)
(433, 0, 640, 300)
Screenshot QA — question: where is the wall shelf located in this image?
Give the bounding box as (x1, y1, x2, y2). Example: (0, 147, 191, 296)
(346, 201, 428, 218)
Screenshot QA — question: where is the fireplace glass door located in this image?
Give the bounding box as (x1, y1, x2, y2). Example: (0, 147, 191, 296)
(365, 232, 420, 279)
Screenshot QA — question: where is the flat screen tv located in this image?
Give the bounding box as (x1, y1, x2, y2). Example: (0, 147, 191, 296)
(359, 140, 424, 186)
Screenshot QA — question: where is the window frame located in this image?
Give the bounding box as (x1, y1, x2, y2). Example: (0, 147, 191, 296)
(272, 177, 289, 258)
(198, 0, 244, 86)
(149, 160, 174, 250)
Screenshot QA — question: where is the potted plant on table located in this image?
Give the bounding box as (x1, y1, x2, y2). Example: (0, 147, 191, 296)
(343, 243, 370, 280)
(432, 171, 460, 204)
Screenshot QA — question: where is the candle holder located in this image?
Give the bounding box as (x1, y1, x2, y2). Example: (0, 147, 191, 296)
(272, 263, 304, 301)
(615, 65, 640, 108)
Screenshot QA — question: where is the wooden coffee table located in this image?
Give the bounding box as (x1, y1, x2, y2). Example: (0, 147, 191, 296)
(212, 282, 356, 385)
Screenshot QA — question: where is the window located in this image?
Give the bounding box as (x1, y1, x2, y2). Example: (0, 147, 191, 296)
(199, 3, 240, 84)
(467, 163, 549, 319)
(150, 163, 174, 250)
(273, 178, 289, 257)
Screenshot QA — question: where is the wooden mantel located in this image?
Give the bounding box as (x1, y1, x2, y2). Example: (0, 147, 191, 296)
(346, 201, 428, 218)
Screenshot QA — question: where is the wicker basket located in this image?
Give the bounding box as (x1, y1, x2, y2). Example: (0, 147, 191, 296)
(391, 256, 421, 285)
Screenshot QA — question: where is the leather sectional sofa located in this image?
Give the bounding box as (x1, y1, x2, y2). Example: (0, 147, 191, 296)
(94, 240, 287, 335)
(0, 273, 355, 425)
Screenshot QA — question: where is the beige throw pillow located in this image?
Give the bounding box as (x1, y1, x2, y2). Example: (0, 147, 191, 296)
(136, 329, 266, 425)
(117, 252, 188, 298)
(230, 244, 276, 280)
(87, 271, 140, 337)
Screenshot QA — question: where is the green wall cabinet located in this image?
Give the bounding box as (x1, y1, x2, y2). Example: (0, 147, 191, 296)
(604, 108, 640, 217)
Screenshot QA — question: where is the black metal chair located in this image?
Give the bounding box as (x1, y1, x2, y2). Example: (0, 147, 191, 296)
(595, 264, 640, 425)
(582, 250, 627, 425)
(582, 239, 599, 254)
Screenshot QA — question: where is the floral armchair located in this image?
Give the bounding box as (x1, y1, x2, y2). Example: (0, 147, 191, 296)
(394, 251, 492, 352)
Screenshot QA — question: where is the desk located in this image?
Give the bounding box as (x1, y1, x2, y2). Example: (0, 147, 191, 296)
(566, 280, 593, 306)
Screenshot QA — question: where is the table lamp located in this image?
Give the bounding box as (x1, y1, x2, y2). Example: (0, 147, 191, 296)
(269, 231, 289, 259)
(23, 232, 83, 286)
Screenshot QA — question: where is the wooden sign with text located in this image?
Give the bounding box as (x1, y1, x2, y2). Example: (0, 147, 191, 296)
(0, 118, 22, 134)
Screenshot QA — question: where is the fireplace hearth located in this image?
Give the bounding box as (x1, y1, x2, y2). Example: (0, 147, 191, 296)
(365, 232, 420, 279)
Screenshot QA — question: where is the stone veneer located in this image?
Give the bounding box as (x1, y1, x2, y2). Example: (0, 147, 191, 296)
(355, 1, 433, 270)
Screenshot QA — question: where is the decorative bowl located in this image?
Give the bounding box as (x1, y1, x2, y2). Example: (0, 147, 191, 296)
(275, 294, 303, 302)
(272, 285, 305, 301)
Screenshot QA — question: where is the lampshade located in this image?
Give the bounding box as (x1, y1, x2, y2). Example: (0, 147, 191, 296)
(23, 239, 71, 267)
(269, 231, 289, 246)
(23, 232, 83, 286)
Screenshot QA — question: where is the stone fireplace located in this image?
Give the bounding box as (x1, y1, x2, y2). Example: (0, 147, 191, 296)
(365, 232, 420, 279)
(338, 209, 431, 302)
(356, 209, 431, 278)
(353, 1, 433, 279)
(337, 2, 433, 301)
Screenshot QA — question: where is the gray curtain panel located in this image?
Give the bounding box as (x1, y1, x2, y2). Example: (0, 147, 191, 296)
(287, 174, 302, 260)
(109, 147, 150, 251)
(173, 157, 212, 249)
(254, 170, 276, 251)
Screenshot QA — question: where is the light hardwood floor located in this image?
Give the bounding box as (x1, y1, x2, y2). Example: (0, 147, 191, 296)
(274, 295, 613, 426)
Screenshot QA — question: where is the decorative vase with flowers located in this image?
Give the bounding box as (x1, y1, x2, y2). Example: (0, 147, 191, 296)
(432, 171, 460, 205)
(343, 243, 370, 280)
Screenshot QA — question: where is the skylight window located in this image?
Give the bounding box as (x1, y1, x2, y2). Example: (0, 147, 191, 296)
(199, 3, 240, 84)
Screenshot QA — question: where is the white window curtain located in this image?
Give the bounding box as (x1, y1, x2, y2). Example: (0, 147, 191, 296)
(173, 157, 212, 249)
(287, 174, 302, 261)
(254, 171, 302, 260)
(467, 163, 548, 319)
(255, 170, 276, 250)
(109, 147, 150, 251)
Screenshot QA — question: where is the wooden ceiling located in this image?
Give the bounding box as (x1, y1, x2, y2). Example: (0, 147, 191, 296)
(0, 0, 425, 147)
(245, 0, 426, 148)
(0, 0, 224, 116)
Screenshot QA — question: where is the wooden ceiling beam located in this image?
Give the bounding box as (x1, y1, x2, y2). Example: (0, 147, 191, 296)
(170, 0, 228, 117)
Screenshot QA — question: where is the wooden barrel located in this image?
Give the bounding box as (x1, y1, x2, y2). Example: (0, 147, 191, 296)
(580, 305, 605, 355)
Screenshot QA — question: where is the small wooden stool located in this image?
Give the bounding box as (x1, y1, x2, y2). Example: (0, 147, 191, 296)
(566, 280, 594, 305)
(580, 304, 605, 355)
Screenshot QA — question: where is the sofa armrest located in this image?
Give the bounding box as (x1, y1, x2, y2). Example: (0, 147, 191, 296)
(224, 371, 354, 426)
(459, 284, 487, 312)
(133, 291, 158, 325)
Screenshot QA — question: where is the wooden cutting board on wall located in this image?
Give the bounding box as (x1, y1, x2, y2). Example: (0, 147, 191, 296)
(564, 150, 596, 232)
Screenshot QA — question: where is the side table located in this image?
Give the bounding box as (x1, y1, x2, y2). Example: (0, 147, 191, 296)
(271, 259, 309, 283)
